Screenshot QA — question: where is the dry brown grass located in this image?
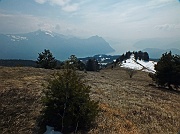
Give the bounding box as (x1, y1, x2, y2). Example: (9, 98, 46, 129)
(0, 66, 179, 134)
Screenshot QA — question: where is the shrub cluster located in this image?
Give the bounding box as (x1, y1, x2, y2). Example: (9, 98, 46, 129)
(38, 67, 99, 133)
(150, 52, 180, 89)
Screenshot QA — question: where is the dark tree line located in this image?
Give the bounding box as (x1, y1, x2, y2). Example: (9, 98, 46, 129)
(36, 49, 100, 71)
(116, 51, 149, 63)
(0, 59, 36, 67)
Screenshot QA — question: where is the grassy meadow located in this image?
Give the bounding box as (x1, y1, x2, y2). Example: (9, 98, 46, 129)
(0, 66, 179, 134)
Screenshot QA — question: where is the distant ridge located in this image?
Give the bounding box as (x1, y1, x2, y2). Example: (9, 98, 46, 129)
(0, 59, 36, 67)
(143, 48, 180, 59)
(133, 38, 180, 59)
(0, 30, 115, 60)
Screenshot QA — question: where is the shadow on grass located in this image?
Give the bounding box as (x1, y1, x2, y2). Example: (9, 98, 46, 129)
(149, 83, 180, 94)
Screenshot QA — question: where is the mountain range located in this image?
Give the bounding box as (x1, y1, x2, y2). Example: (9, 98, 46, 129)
(133, 38, 180, 59)
(142, 48, 180, 59)
(133, 38, 180, 50)
(0, 30, 115, 60)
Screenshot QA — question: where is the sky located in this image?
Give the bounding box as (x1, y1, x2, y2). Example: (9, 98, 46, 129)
(0, 0, 180, 53)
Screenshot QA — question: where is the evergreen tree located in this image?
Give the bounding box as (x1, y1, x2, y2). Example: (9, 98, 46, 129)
(115, 58, 120, 63)
(119, 54, 125, 62)
(77, 60, 86, 71)
(137, 51, 143, 60)
(143, 52, 149, 61)
(125, 51, 132, 59)
(154, 52, 180, 89)
(86, 59, 99, 71)
(68, 55, 85, 71)
(38, 67, 99, 133)
(36, 49, 57, 69)
(134, 52, 138, 61)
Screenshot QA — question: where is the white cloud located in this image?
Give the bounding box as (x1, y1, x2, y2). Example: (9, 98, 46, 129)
(34, 0, 47, 4)
(0, 13, 41, 33)
(0, 13, 13, 17)
(0, 12, 87, 36)
(34, 0, 79, 12)
(147, 0, 176, 9)
(148, 0, 174, 6)
(49, 0, 69, 6)
(62, 3, 79, 12)
(1, 0, 180, 40)
(155, 24, 180, 30)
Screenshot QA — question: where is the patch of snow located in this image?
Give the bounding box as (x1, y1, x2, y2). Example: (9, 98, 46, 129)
(121, 58, 142, 70)
(137, 59, 157, 73)
(101, 63, 107, 65)
(44, 125, 62, 134)
(101, 58, 105, 61)
(45, 32, 54, 37)
(8, 35, 28, 41)
(45, 30, 53, 33)
(40, 29, 54, 37)
(101, 57, 110, 62)
(120, 54, 157, 73)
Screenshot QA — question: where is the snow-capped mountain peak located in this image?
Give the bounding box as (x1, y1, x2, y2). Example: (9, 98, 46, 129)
(35, 29, 55, 37)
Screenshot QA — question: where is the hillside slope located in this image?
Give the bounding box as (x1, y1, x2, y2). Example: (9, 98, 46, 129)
(0, 67, 179, 134)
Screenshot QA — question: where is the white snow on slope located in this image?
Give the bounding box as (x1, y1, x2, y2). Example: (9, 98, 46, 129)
(7, 35, 28, 41)
(45, 31, 54, 37)
(120, 54, 157, 73)
(44, 125, 62, 134)
(41, 29, 54, 37)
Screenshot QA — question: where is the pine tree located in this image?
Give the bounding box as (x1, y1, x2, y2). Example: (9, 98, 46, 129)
(36, 49, 57, 69)
(68, 55, 85, 71)
(86, 59, 99, 71)
(134, 52, 138, 61)
(137, 51, 143, 60)
(143, 52, 149, 61)
(38, 66, 99, 133)
(154, 52, 180, 89)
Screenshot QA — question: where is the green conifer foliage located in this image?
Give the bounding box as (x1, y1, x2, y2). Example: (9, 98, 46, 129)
(86, 59, 99, 71)
(68, 55, 86, 71)
(154, 52, 180, 89)
(36, 49, 57, 69)
(38, 67, 99, 133)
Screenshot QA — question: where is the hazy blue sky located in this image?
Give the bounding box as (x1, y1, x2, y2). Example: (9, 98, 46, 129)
(0, 0, 180, 52)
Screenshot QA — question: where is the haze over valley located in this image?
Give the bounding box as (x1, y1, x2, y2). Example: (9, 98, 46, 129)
(0, 0, 180, 60)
